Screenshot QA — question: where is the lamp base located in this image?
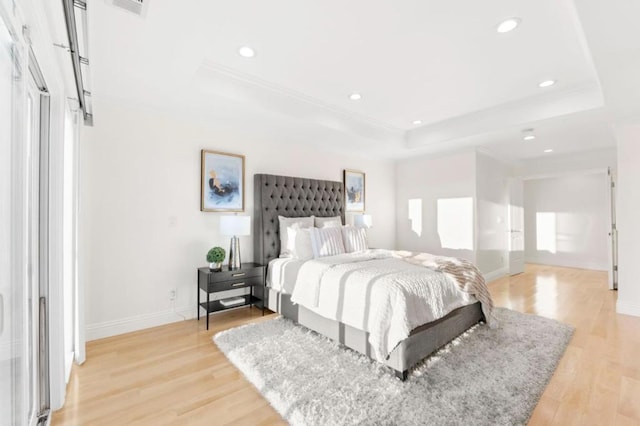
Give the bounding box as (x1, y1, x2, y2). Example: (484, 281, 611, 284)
(228, 236, 241, 270)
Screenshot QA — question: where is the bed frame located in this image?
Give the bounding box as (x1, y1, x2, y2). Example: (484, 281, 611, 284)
(253, 173, 484, 380)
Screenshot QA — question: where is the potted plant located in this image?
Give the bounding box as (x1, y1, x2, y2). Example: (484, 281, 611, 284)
(206, 246, 226, 271)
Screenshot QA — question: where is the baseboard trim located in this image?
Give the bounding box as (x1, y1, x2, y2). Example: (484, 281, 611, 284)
(86, 306, 196, 341)
(483, 267, 509, 283)
(617, 301, 640, 318)
(525, 256, 608, 272)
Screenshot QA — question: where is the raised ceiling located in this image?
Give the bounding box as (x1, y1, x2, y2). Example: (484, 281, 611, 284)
(200, 0, 599, 128)
(88, 0, 623, 161)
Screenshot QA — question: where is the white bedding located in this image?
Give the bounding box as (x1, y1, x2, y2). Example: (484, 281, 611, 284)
(290, 250, 476, 362)
(266, 258, 306, 294)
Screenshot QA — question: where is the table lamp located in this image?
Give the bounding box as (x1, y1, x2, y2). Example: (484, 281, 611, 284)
(353, 214, 373, 229)
(220, 215, 251, 270)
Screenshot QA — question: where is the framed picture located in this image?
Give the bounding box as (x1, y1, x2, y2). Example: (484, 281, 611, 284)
(201, 150, 245, 212)
(344, 169, 365, 212)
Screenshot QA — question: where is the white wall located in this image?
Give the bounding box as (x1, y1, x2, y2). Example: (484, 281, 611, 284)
(616, 127, 640, 317)
(475, 152, 510, 278)
(523, 172, 609, 271)
(395, 149, 511, 280)
(80, 98, 397, 340)
(395, 150, 477, 263)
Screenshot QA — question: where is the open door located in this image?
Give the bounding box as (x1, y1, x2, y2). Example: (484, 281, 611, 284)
(607, 168, 618, 290)
(508, 178, 525, 275)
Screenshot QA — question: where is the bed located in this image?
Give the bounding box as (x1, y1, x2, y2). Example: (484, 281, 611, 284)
(253, 173, 486, 380)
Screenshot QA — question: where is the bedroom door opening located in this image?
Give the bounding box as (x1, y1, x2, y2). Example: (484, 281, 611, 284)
(521, 170, 612, 278)
(508, 178, 525, 275)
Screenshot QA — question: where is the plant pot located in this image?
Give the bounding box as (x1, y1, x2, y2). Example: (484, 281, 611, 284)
(210, 262, 222, 271)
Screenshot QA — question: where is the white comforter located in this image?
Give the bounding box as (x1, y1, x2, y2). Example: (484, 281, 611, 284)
(291, 250, 476, 361)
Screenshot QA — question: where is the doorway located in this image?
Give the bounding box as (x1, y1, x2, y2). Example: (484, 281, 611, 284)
(522, 171, 613, 281)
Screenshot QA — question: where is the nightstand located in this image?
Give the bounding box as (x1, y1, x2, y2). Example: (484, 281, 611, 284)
(197, 262, 266, 330)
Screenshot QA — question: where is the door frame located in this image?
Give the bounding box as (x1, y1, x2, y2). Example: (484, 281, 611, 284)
(508, 177, 525, 275)
(26, 44, 51, 426)
(521, 168, 615, 285)
(1, 0, 80, 417)
(607, 168, 618, 290)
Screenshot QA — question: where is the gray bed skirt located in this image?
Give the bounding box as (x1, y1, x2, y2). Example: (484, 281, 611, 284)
(267, 288, 484, 379)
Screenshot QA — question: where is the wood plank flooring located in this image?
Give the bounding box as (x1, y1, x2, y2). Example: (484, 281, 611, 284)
(52, 264, 640, 425)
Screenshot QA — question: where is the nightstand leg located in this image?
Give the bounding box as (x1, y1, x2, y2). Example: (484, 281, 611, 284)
(197, 282, 200, 322)
(206, 290, 210, 330)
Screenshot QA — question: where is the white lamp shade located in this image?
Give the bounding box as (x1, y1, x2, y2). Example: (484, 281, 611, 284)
(220, 215, 251, 236)
(353, 214, 373, 228)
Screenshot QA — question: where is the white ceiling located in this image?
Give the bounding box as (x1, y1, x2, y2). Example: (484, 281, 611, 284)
(87, 0, 626, 162)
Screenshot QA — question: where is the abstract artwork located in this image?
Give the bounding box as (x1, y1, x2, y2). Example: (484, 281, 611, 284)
(344, 169, 365, 212)
(201, 150, 245, 212)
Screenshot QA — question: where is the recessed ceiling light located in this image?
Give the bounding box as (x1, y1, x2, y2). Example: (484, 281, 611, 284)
(544, 149, 553, 153)
(522, 128, 535, 141)
(538, 80, 556, 88)
(496, 18, 521, 33)
(349, 93, 362, 101)
(238, 46, 256, 58)
(412, 120, 423, 125)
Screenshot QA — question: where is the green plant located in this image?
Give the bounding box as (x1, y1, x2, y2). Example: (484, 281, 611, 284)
(206, 246, 226, 263)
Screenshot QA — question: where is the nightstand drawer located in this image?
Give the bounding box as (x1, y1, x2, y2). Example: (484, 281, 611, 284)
(208, 276, 264, 292)
(209, 265, 264, 283)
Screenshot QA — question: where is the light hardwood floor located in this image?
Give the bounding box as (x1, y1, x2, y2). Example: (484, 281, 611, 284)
(52, 264, 640, 425)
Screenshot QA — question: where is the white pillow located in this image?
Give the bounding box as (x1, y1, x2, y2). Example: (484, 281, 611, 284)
(310, 227, 346, 258)
(288, 227, 314, 260)
(342, 225, 368, 253)
(279, 216, 314, 257)
(315, 216, 342, 228)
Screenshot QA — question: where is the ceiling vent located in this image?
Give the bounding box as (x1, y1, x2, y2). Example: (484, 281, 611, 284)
(106, 0, 149, 17)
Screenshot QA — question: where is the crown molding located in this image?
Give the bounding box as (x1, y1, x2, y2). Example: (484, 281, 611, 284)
(475, 146, 520, 169)
(198, 60, 406, 146)
(406, 82, 604, 149)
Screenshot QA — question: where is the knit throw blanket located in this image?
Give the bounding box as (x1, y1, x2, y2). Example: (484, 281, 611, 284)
(394, 251, 497, 327)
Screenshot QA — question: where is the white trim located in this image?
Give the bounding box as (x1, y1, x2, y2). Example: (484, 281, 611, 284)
(525, 256, 608, 271)
(200, 60, 403, 134)
(197, 61, 404, 147)
(617, 301, 640, 317)
(406, 82, 602, 150)
(521, 167, 609, 181)
(64, 352, 73, 384)
(85, 306, 196, 341)
(483, 267, 508, 283)
(72, 109, 85, 365)
(47, 91, 67, 413)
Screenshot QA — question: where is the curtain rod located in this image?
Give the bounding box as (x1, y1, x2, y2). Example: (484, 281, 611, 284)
(61, 0, 93, 126)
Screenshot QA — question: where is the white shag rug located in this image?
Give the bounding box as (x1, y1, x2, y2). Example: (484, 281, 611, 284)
(213, 308, 573, 426)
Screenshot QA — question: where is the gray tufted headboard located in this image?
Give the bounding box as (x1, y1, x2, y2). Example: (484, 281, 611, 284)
(254, 174, 345, 266)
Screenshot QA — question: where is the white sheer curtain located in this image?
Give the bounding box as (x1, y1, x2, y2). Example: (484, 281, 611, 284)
(0, 10, 30, 425)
